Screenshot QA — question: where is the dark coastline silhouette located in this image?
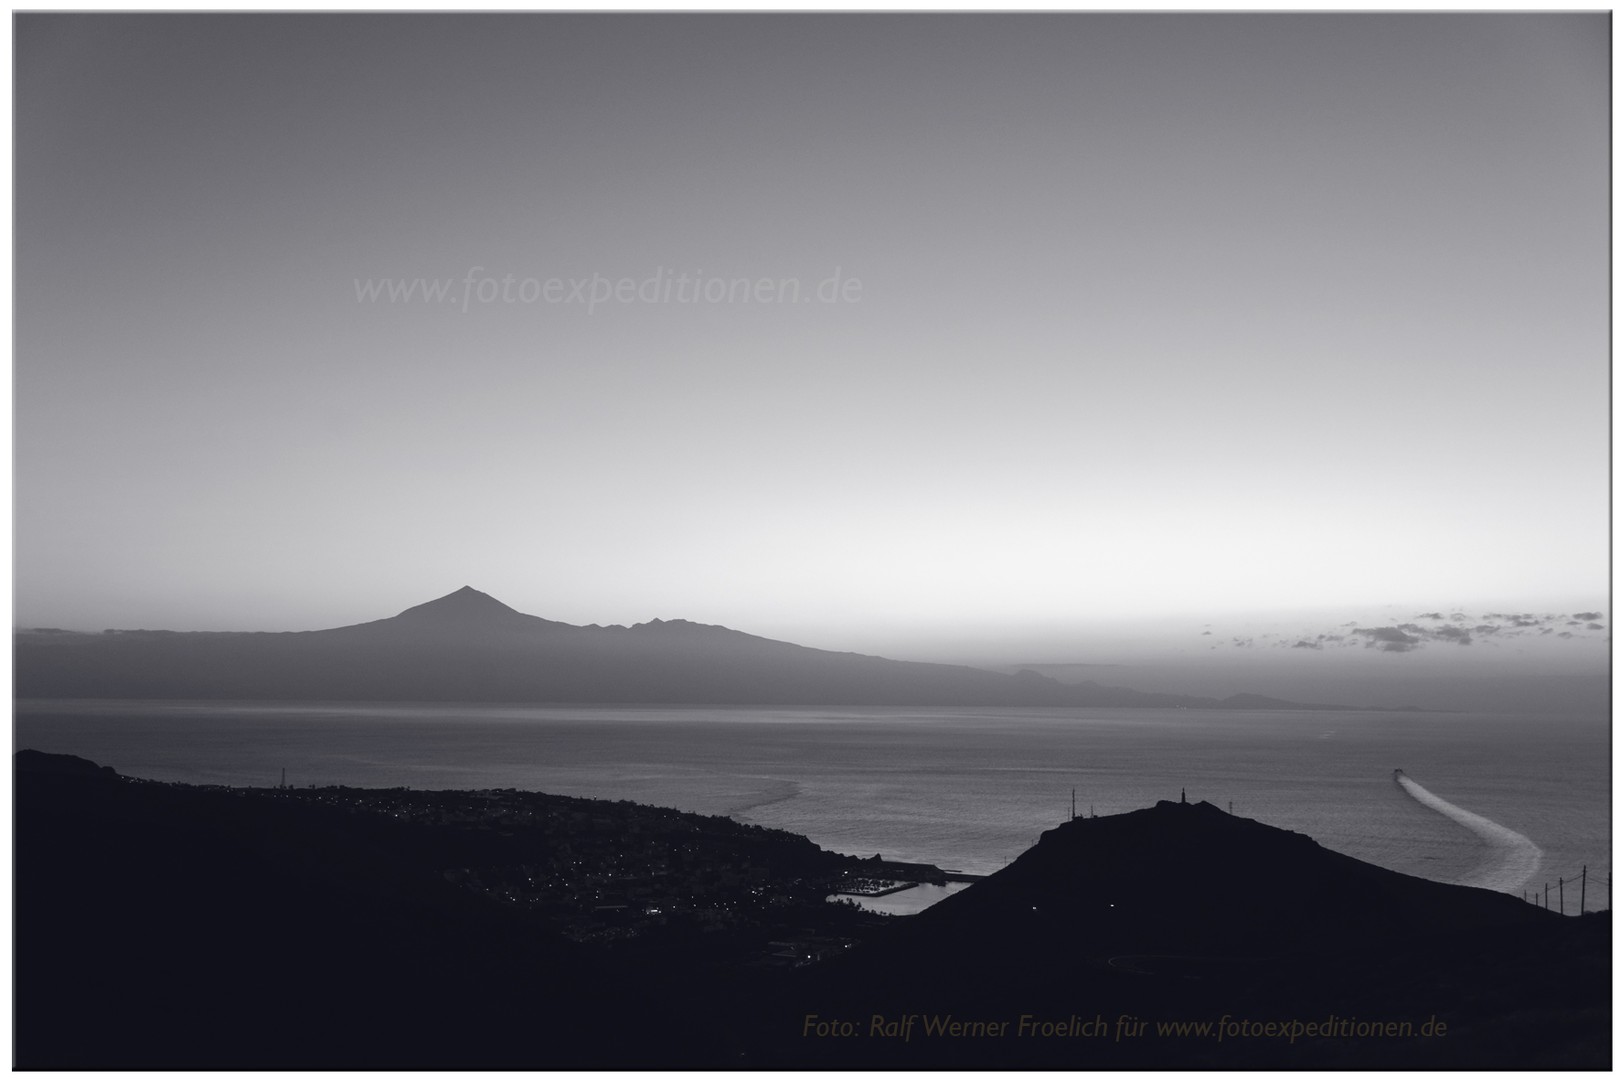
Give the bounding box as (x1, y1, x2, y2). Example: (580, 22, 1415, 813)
(15, 750, 1608, 1069)
(17, 586, 1383, 709)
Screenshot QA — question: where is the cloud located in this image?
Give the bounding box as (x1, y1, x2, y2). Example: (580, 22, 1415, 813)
(1485, 612, 1543, 627)
(1352, 626, 1421, 652)
(1574, 611, 1603, 621)
(1278, 607, 1604, 658)
(1558, 631, 1574, 639)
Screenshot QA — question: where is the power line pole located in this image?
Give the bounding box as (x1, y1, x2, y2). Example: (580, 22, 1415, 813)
(1581, 866, 1587, 915)
(1559, 877, 1564, 915)
(1071, 788, 1076, 821)
(1543, 882, 1549, 909)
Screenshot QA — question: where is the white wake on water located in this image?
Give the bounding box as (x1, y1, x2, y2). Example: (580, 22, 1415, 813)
(1394, 771, 1542, 894)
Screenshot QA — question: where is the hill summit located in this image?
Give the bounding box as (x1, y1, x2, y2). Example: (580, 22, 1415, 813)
(771, 797, 1606, 1069)
(911, 797, 1544, 956)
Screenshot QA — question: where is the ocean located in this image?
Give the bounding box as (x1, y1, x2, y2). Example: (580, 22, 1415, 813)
(13, 701, 1611, 910)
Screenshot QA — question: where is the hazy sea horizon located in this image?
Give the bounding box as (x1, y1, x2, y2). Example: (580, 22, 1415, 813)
(14, 700, 1610, 911)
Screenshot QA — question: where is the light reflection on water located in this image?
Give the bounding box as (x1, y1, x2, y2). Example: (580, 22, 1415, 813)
(829, 881, 972, 916)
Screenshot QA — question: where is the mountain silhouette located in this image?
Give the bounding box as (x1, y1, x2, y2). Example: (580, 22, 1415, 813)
(339, 585, 576, 640)
(766, 800, 1607, 1068)
(17, 587, 1363, 708)
(392, 585, 532, 625)
(892, 800, 1543, 954)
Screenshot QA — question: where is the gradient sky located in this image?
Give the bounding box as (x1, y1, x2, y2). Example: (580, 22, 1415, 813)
(15, 15, 1610, 684)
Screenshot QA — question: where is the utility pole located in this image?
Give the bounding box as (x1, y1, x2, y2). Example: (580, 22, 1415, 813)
(1544, 883, 1549, 909)
(1581, 866, 1587, 915)
(1559, 877, 1564, 915)
(1071, 788, 1076, 821)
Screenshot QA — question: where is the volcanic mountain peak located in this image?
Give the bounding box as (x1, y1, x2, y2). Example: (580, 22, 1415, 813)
(392, 586, 529, 624)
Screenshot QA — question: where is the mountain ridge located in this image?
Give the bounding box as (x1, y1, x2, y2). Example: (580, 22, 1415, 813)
(16, 587, 1383, 709)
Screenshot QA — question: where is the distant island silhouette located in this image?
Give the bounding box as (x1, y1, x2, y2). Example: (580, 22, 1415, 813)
(15, 750, 1607, 1068)
(16, 586, 1395, 709)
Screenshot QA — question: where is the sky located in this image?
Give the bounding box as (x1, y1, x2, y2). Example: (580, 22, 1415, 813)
(14, 14, 1610, 699)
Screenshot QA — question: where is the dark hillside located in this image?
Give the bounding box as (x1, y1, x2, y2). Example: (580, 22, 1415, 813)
(755, 801, 1609, 1068)
(16, 754, 1607, 1068)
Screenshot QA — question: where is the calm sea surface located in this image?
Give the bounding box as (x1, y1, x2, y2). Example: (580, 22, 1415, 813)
(13, 702, 1611, 909)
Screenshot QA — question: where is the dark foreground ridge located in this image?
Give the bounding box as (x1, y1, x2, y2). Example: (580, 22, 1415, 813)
(16, 751, 1608, 1068)
(17, 585, 1377, 708)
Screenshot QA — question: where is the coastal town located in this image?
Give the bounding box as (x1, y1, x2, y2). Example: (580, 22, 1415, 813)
(210, 779, 957, 964)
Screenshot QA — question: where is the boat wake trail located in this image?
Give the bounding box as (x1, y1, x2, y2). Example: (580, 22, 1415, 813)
(1394, 771, 1542, 894)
